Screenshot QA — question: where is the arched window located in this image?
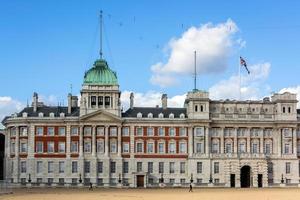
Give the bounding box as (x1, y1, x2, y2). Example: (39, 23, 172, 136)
(137, 112, 142, 118)
(147, 113, 153, 118)
(283, 107, 286, 113)
(200, 105, 204, 112)
(195, 105, 198, 112)
(158, 113, 164, 118)
(288, 107, 291, 113)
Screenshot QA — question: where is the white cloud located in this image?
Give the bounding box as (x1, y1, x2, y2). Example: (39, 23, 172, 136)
(150, 19, 244, 87)
(0, 96, 24, 127)
(279, 86, 300, 108)
(120, 90, 186, 110)
(209, 62, 271, 100)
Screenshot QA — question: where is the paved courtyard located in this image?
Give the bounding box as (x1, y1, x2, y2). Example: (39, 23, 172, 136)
(1, 188, 300, 200)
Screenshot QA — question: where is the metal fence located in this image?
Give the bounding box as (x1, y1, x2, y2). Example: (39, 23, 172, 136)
(0, 180, 12, 195)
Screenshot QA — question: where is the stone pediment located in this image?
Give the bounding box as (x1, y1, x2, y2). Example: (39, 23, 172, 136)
(80, 110, 122, 122)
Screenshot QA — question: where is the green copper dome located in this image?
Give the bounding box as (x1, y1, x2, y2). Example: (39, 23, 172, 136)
(83, 59, 118, 85)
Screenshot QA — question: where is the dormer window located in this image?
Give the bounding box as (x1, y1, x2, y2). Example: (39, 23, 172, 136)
(180, 113, 185, 118)
(148, 113, 153, 118)
(60, 113, 65, 117)
(137, 112, 142, 118)
(49, 112, 55, 118)
(22, 112, 28, 118)
(158, 113, 164, 118)
(169, 113, 174, 119)
(38, 112, 44, 117)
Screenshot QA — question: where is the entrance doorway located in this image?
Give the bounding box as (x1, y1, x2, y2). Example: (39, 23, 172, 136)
(230, 174, 235, 187)
(0, 133, 4, 180)
(258, 174, 263, 188)
(240, 165, 251, 188)
(136, 175, 144, 187)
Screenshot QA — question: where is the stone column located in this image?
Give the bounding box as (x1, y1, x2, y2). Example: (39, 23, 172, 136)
(246, 128, 251, 153)
(92, 126, 96, 156)
(205, 127, 209, 155)
(79, 126, 83, 157)
(117, 126, 122, 156)
(220, 127, 224, 154)
(278, 128, 282, 156)
(234, 128, 238, 154)
(260, 129, 264, 154)
(188, 126, 193, 157)
(292, 128, 297, 155)
(105, 126, 109, 157)
(15, 126, 19, 183)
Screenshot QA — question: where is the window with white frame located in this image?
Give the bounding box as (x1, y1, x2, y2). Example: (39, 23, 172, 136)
(137, 162, 143, 172)
(72, 161, 78, 173)
(169, 128, 175, 136)
(84, 161, 90, 173)
(97, 140, 104, 153)
(286, 162, 291, 174)
(110, 140, 117, 153)
(11, 127, 16, 136)
(148, 162, 153, 173)
(47, 127, 54, 136)
(179, 127, 186, 137)
(20, 161, 26, 173)
(136, 127, 143, 136)
(136, 142, 143, 153)
(284, 143, 290, 154)
(169, 162, 175, 173)
(71, 141, 78, 153)
(225, 143, 232, 153)
(265, 143, 271, 154)
(197, 162, 202, 173)
(158, 127, 165, 136)
(110, 127, 117, 136)
(48, 161, 54, 173)
(211, 140, 219, 153)
(147, 142, 154, 153)
(84, 140, 91, 153)
(47, 141, 54, 153)
(214, 162, 219, 174)
(20, 142, 27, 153)
(195, 127, 204, 137)
(36, 141, 43, 153)
(36, 161, 42, 174)
(147, 127, 154, 136)
(196, 142, 203, 153)
(180, 162, 185, 173)
(251, 142, 258, 154)
(122, 142, 129, 153)
(10, 142, 15, 154)
(97, 127, 105, 136)
(158, 142, 165, 154)
(84, 127, 92, 135)
(71, 127, 78, 135)
(59, 161, 65, 173)
(20, 127, 27, 136)
(238, 142, 246, 153)
(169, 142, 176, 153)
(36, 127, 43, 136)
(110, 161, 116, 173)
(179, 142, 187, 153)
(58, 127, 65, 136)
(122, 127, 129, 136)
(159, 162, 164, 173)
(58, 142, 65, 153)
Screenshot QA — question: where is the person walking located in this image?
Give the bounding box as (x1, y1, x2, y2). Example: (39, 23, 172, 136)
(189, 183, 193, 192)
(89, 182, 93, 191)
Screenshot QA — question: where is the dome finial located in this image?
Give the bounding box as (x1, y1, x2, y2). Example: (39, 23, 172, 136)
(100, 10, 103, 59)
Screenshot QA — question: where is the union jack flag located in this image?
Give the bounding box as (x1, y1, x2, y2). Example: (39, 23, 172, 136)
(240, 56, 250, 74)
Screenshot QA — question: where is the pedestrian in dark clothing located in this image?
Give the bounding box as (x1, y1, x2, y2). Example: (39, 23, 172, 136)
(189, 183, 193, 192)
(89, 182, 93, 190)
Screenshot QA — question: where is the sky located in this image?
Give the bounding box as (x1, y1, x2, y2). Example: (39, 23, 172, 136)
(1, 0, 300, 122)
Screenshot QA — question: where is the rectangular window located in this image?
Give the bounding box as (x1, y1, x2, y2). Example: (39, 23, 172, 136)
(91, 96, 96, 107)
(148, 162, 153, 174)
(59, 161, 65, 173)
(84, 161, 90, 173)
(180, 179, 186, 184)
(110, 161, 116, 173)
(169, 128, 175, 136)
(239, 143, 246, 153)
(196, 143, 203, 153)
(110, 141, 117, 153)
(137, 162, 142, 172)
(97, 162, 103, 173)
(58, 142, 65, 153)
(136, 127, 143, 136)
(10, 142, 15, 154)
(72, 161, 78, 173)
(47, 141, 54, 153)
(20, 142, 27, 153)
(36, 161, 43, 174)
(180, 162, 185, 174)
(48, 161, 54, 173)
(97, 140, 104, 153)
(71, 127, 78, 135)
(225, 143, 232, 153)
(158, 142, 165, 154)
(158, 127, 165, 136)
(84, 141, 91, 153)
(136, 142, 143, 153)
(36, 141, 43, 153)
(195, 127, 204, 137)
(36, 127, 44, 136)
(179, 142, 187, 153)
(284, 143, 290, 154)
(169, 162, 175, 173)
(286, 162, 291, 174)
(197, 162, 202, 174)
(71, 141, 78, 153)
(252, 143, 258, 154)
(147, 142, 154, 153)
(169, 142, 176, 153)
(159, 162, 164, 174)
(122, 127, 129, 136)
(20, 161, 26, 173)
(98, 96, 103, 106)
(47, 127, 54, 136)
(122, 142, 129, 153)
(97, 127, 105, 136)
(123, 161, 129, 174)
(105, 96, 110, 106)
(212, 143, 218, 153)
(179, 128, 186, 137)
(214, 162, 219, 174)
(20, 127, 28, 136)
(84, 127, 92, 135)
(110, 127, 117, 136)
(147, 127, 154, 136)
(58, 127, 65, 136)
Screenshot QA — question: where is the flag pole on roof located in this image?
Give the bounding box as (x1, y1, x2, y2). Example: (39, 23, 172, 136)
(194, 50, 197, 91)
(239, 56, 250, 100)
(100, 10, 103, 59)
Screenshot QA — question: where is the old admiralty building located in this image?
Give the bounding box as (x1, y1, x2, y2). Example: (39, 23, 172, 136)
(2, 57, 300, 188)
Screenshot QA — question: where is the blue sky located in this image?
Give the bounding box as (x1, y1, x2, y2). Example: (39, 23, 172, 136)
(0, 0, 300, 119)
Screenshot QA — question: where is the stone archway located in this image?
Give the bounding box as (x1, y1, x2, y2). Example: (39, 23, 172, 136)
(240, 165, 251, 188)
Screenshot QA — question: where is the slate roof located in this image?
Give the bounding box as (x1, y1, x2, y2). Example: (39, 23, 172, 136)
(122, 107, 187, 118)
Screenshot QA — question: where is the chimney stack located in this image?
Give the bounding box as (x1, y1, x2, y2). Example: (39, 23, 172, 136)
(130, 92, 134, 109)
(32, 92, 38, 112)
(162, 94, 168, 109)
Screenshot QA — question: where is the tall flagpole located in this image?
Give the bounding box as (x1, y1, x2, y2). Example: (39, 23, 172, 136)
(194, 51, 197, 91)
(100, 10, 103, 59)
(239, 57, 241, 100)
